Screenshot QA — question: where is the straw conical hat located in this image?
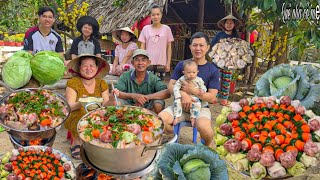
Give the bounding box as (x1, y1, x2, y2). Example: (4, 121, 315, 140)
(67, 54, 109, 79)
(112, 27, 137, 43)
(217, 14, 242, 30)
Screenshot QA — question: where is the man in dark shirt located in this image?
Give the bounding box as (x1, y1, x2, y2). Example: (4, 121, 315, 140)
(23, 6, 64, 58)
(159, 32, 220, 146)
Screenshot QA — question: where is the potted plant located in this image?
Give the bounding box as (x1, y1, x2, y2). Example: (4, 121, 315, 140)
(8, 35, 16, 46)
(0, 31, 4, 46)
(15, 36, 24, 46)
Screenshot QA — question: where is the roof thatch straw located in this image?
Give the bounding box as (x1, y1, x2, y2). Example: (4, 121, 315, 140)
(88, 0, 167, 34)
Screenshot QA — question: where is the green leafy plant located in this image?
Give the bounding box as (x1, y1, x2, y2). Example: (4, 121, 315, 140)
(3, 36, 9, 42)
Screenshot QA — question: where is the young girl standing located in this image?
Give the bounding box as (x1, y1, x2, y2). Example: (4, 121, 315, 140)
(138, 4, 174, 80)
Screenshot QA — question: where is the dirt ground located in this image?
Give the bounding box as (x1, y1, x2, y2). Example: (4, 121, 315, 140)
(0, 78, 320, 180)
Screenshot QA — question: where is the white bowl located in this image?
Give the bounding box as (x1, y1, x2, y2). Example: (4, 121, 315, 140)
(79, 97, 103, 110)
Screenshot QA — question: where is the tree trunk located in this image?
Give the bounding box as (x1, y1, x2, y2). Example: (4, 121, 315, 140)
(275, 44, 289, 65)
(197, 0, 205, 31)
(267, 19, 280, 69)
(249, 48, 258, 84)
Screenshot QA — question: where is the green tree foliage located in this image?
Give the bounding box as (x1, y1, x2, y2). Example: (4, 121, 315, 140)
(0, 0, 45, 33)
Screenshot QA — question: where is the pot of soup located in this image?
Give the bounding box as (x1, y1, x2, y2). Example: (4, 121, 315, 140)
(0, 88, 70, 146)
(77, 105, 177, 173)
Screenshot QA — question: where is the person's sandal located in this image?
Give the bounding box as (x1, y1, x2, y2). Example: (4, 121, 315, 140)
(70, 145, 81, 160)
(220, 100, 231, 106)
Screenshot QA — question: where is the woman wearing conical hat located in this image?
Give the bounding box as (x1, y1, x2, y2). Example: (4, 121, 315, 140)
(65, 54, 110, 159)
(210, 14, 242, 106)
(111, 27, 138, 76)
(211, 14, 242, 47)
(70, 16, 102, 59)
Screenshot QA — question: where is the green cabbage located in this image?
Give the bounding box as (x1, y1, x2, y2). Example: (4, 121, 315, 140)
(214, 134, 228, 146)
(287, 162, 305, 176)
(255, 64, 320, 115)
(234, 158, 249, 172)
(121, 131, 136, 143)
(30, 51, 65, 85)
(151, 143, 228, 180)
(11, 50, 33, 59)
(216, 146, 228, 156)
(2, 51, 32, 89)
(250, 162, 267, 180)
(183, 159, 210, 180)
(300, 153, 317, 167)
(225, 153, 246, 163)
(221, 107, 231, 115)
(216, 114, 227, 126)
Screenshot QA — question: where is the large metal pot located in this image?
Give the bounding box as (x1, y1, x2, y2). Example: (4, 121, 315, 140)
(0, 88, 71, 146)
(78, 105, 177, 174)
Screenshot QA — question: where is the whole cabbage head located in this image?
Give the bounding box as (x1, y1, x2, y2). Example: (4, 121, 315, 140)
(30, 51, 65, 85)
(255, 64, 320, 115)
(2, 51, 33, 89)
(151, 143, 228, 180)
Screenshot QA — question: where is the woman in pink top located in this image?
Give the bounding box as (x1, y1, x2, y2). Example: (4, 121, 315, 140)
(138, 4, 174, 80)
(111, 27, 138, 76)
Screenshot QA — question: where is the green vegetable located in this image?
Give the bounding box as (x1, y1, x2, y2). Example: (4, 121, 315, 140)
(30, 51, 65, 85)
(1, 157, 9, 164)
(11, 50, 33, 59)
(250, 162, 267, 180)
(287, 162, 306, 176)
(216, 114, 227, 126)
(255, 64, 320, 115)
(216, 146, 228, 156)
(2, 51, 32, 89)
(214, 134, 228, 146)
(0, 170, 9, 178)
(121, 131, 136, 143)
(182, 159, 210, 180)
(234, 158, 249, 172)
(151, 143, 228, 180)
(221, 107, 232, 115)
(225, 153, 246, 163)
(300, 153, 317, 167)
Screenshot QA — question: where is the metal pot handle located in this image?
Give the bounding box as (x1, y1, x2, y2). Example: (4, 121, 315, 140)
(141, 134, 178, 156)
(84, 102, 101, 113)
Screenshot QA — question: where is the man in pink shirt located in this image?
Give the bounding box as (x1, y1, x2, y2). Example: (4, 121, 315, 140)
(138, 4, 174, 80)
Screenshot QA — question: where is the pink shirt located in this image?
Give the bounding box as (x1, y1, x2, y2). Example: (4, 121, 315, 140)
(115, 42, 138, 66)
(138, 25, 174, 66)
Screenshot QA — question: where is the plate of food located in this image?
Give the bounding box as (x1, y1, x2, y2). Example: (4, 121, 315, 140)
(214, 96, 320, 179)
(0, 146, 76, 179)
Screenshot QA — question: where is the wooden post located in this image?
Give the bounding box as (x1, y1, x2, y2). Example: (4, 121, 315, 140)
(197, 0, 205, 31)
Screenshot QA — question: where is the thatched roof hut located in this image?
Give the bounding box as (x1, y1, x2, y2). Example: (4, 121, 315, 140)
(88, 0, 166, 34)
